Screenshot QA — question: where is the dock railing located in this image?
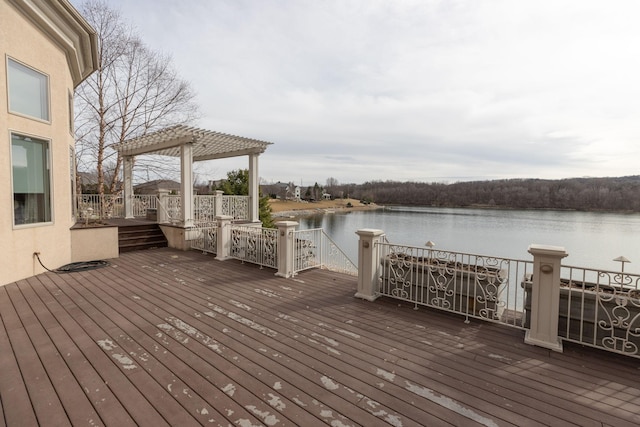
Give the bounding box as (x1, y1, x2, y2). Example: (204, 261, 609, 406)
(291, 228, 357, 276)
(522, 264, 640, 358)
(230, 225, 278, 269)
(354, 230, 639, 359)
(376, 241, 532, 328)
(191, 218, 356, 277)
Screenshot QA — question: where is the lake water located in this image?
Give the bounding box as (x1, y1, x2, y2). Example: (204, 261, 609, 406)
(296, 206, 640, 273)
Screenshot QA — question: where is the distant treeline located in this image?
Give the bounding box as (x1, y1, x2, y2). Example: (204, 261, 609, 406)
(331, 176, 640, 212)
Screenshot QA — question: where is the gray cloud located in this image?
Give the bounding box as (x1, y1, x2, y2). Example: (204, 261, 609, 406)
(74, 0, 640, 185)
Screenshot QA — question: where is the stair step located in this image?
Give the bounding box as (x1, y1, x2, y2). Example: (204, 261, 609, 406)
(117, 223, 168, 253)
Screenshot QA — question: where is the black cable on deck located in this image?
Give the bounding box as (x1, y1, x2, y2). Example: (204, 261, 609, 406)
(34, 253, 109, 274)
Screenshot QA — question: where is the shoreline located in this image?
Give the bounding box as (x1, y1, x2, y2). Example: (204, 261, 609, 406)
(269, 199, 382, 219)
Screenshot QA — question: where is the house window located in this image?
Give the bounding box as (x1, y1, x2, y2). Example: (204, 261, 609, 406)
(12, 134, 52, 225)
(7, 58, 50, 121)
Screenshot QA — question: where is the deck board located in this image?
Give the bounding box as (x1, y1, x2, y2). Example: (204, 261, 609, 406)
(1, 247, 639, 426)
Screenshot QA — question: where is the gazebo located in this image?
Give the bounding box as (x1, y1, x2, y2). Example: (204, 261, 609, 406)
(118, 125, 272, 227)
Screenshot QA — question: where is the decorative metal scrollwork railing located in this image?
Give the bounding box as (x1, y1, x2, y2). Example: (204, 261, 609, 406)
(194, 195, 216, 223)
(522, 266, 640, 358)
(230, 225, 278, 269)
(222, 196, 249, 220)
(164, 195, 182, 222)
(377, 242, 532, 328)
(292, 228, 358, 276)
(190, 222, 218, 254)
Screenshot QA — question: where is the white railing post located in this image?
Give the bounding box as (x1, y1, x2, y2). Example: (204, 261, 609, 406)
(214, 190, 224, 217)
(275, 221, 298, 278)
(355, 229, 386, 301)
(157, 190, 169, 223)
(215, 215, 233, 261)
(525, 244, 568, 352)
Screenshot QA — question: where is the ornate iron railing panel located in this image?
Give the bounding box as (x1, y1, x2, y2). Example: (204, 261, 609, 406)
(230, 225, 278, 269)
(190, 222, 218, 254)
(522, 266, 640, 358)
(377, 242, 531, 328)
(194, 195, 217, 223)
(292, 229, 358, 276)
(164, 195, 182, 222)
(222, 196, 249, 220)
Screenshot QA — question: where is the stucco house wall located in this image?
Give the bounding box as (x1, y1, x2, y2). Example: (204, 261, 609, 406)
(0, 0, 97, 285)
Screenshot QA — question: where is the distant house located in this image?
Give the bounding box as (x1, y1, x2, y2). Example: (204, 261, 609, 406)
(1, 0, 98, 285)
(262, 181, 300, 200)
(134, 179, 181, 195)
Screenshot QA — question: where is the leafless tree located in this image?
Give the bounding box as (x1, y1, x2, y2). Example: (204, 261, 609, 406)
(74, 0, 199, 197)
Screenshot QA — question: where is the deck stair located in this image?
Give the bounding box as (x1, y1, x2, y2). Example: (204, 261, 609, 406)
(117, 223, 167, 253)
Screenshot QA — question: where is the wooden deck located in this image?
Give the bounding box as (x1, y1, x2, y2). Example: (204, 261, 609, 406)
(1, 248, 639, 427)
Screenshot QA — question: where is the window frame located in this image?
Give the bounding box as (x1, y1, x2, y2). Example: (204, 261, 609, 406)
(10, 132, 54, 228)
(6, 56, 51, 123)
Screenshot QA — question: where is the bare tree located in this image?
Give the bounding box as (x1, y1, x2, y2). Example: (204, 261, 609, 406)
(326, 177, 339, 188)
(74, 0, 199, 197)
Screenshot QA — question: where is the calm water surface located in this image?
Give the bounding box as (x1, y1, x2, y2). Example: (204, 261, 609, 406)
(297, 206, 640, 273)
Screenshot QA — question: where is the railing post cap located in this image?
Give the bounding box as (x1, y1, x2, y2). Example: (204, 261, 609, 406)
(356, 229, 385, 237)
(275, 221, 299, 227)
(527, 244, 568, 257)
(214, 215, 233, 220)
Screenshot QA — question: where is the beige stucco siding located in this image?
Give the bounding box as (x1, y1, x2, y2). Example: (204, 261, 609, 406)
(1, 1, 78, 284)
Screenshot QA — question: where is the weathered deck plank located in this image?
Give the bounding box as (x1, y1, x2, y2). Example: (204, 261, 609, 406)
(1, 247, 639, 427)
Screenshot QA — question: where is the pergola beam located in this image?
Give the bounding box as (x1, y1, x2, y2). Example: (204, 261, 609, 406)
(193, 147, 267, 162)
(119, 135, 194, 157)
(117, 125, 273, 229)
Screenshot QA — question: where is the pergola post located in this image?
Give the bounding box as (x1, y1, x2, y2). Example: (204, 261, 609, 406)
(123, 156, 134, 219)
(181, 143, 194, 228)
(248, 153, 260, 223)
(117, 125, 272, 227)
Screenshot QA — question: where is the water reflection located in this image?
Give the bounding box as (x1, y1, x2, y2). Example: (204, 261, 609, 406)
(297, 207, 640, 273)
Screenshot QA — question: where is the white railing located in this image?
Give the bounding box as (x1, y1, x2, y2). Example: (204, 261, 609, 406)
(194, 195, 216, 223)
(165, 195, 182, 222)
(77, 193, 251, 223)
(377, 242, 532, 328)
(78, 194, 124, 219)
(292, 228, 358, 276)
(522, 266, 640, 358)
(222, 195, 249, 220)
(230, 225, 278, 269)
(190, 222, 218, 254)
(132, 195, 158, 217)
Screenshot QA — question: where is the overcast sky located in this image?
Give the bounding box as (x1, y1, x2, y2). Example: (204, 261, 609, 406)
(75, 0, 640, 186)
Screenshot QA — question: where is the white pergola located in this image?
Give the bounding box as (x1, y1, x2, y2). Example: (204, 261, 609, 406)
(118, 125, 272, 227)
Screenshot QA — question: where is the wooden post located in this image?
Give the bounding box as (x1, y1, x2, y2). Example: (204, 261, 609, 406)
(180, 143, 194, 228)
(157, 190, 169, 223)
(214, 190, 224, 216)
(355, 229, 385, 301)
(123, 156, 134, 219)
(215, 215, 233, 261)
(275, 221, 298, 278)
(525, 244, 568, 352)
(248, 153, 260, 223)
